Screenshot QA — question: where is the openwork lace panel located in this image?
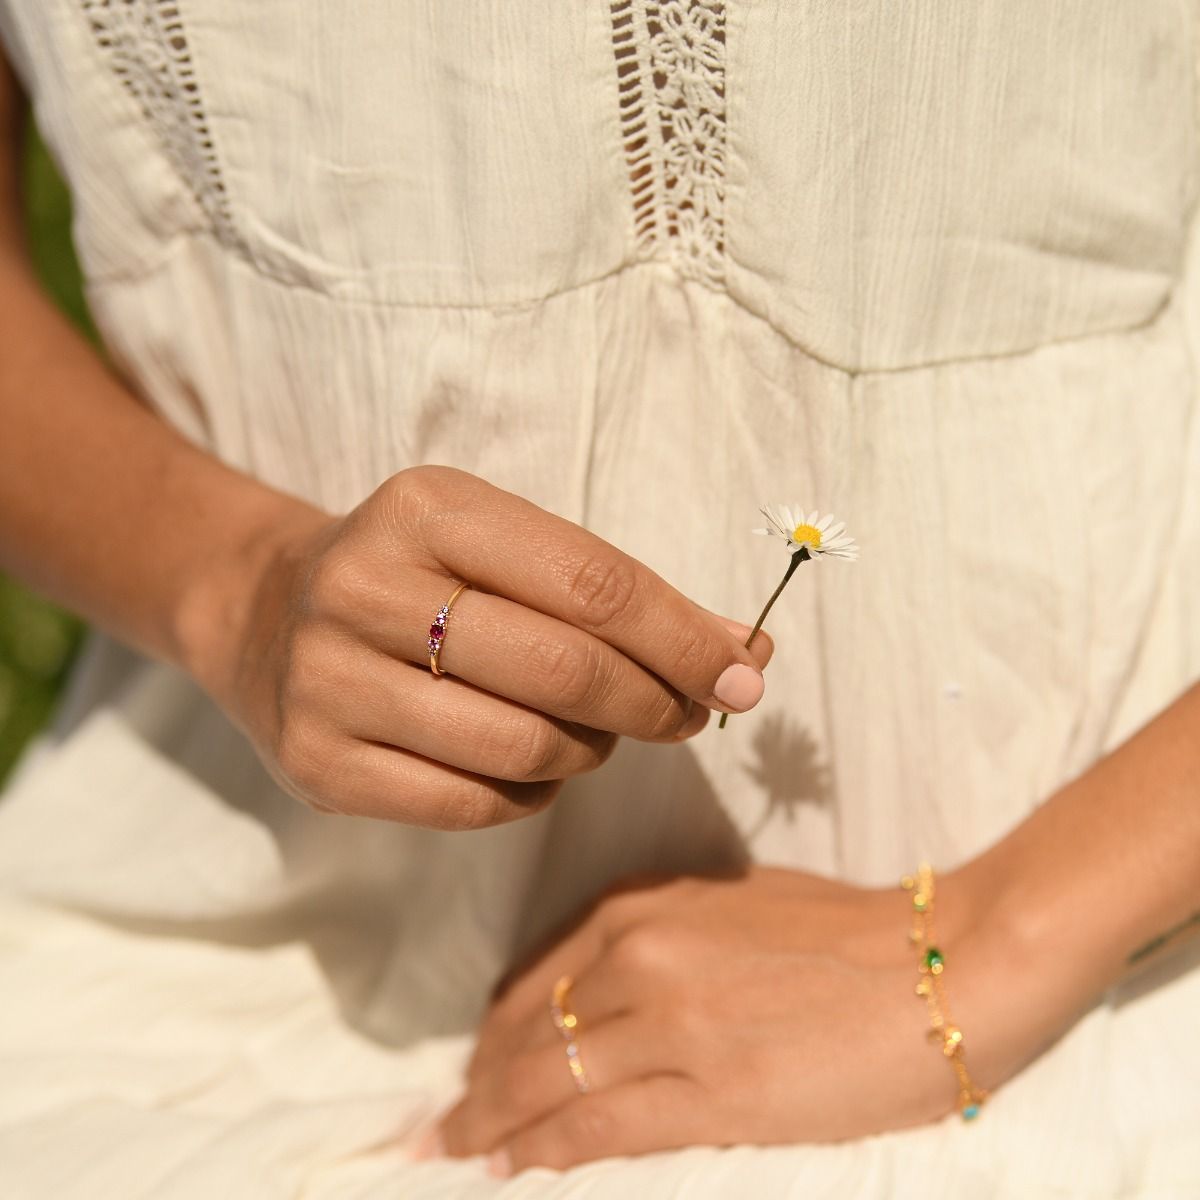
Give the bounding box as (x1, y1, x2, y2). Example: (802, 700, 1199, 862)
(610, 0, 727, 288)
(79, 0, 237, 245)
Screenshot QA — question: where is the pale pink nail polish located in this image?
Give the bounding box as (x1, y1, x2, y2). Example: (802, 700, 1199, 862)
(713, 663, 764, 711)
(487, 1147, 512, 1178)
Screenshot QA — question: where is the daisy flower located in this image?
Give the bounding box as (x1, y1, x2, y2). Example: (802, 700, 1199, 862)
(719, 504, 858, 728)
(753, 505, 859, 561)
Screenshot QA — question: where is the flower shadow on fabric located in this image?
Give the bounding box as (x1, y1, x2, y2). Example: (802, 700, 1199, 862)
(739, 711, 831, 841)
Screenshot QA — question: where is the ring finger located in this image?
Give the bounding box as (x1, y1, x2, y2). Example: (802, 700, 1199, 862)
(358, 569, 749, 741)
(442, 1011, 677, 1157)
(345, 651, 619, 783)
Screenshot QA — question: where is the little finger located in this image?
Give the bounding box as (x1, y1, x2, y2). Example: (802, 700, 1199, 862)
(345, 654, 617, 783)
(293, 735, 561, 829)
(495, 1075, 713, 1174)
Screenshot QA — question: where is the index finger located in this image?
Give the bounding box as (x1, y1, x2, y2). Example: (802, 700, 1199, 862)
(396, 468, 767, 714)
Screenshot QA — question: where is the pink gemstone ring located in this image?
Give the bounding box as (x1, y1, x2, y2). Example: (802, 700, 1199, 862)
(428, 581, 471, 676)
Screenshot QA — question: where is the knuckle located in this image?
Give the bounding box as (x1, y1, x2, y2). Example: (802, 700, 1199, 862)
(427, 776, 560, 830)
(530, 637, 605, 714)
(607, 923, 669, 975)
(305, 549, 376, 616)
(275, 720, 333, 802)
(386, 463, 446, 502)
(382, 464, 470, 539)
(642, 688, 691, 740)
(668, 619, 720, 684)
(564, 553, 640, 633)
(378, 467, 436, 539)
(488, 717, 563, 783)
(562, 1099, 618, 1150)
(436, 780, 509, 831)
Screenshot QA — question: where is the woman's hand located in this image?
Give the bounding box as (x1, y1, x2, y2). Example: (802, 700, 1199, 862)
(435, 683, 1200, 1171)
(436, 863, 1100, 1173)
(186, 465, 773, 829)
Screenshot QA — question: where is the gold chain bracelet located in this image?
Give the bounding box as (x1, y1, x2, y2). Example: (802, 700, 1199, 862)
(901, 863, 987, 1121)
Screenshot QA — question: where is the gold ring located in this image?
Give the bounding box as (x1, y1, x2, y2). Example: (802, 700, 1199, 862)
(427, 581, 470, 676)
(549, 974, 591, 1093)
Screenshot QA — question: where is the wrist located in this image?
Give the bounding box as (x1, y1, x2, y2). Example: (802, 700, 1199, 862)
(964, 793, 1169, 1004)
(929, 854, 1103, 1098)
(974, 686, 1200, 990)
(172, 490, 335, 709)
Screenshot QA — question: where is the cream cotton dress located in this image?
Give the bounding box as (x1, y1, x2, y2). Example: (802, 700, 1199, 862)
(1, 2, 1199, 1197)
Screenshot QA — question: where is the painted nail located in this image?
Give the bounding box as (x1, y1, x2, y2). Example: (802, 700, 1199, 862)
(712, 663, 764, 712)
(487, 1147, 512, 1178)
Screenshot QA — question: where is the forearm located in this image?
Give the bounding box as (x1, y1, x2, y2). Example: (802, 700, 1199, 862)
(0, 91, 325, 686)
(1, 253, 326, 652)
(974, 682, 1200, 992)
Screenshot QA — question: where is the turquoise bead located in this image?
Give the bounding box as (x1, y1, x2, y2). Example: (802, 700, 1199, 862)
(962, 1104, 980, 1121)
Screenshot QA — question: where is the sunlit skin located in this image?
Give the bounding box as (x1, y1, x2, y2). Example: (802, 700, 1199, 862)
(0, 51, 775, 833)
(0, 47, 1197, 1179)
(435, 684, 1200, 1173)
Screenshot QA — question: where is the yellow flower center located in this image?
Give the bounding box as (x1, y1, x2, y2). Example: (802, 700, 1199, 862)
(792, 523, 822, 548)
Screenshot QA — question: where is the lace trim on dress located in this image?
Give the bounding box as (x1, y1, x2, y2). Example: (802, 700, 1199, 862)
(79, 0, 237, 244)
(610, 0, 726, 288)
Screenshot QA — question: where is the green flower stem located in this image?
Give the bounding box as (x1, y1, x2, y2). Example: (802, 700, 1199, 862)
(717, 547, 810, 730)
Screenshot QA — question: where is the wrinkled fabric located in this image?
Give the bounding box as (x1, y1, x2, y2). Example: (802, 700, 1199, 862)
(0, 2, 1198, 1195)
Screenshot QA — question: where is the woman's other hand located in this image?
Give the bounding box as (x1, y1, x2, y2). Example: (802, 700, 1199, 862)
(185, 465, 773, 828)
(437, 683, 1200, 1171)
(436, 863, 1095, 1173)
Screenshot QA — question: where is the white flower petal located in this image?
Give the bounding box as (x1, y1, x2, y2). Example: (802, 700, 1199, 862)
(755, 504, 857, 565)
(760, 506, 790, 538)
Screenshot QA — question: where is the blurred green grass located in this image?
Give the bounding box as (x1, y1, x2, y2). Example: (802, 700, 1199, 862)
(0, 120, 91, 784)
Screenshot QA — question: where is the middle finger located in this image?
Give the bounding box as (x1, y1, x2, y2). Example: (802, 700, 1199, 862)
(361, 569, 722, 741)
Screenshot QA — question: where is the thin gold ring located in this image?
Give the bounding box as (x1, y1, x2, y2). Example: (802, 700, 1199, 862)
(428, 581, 470, 676)
(549, 974, 591, 1093)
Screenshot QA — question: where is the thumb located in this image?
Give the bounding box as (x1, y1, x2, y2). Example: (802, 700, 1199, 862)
(707, 612, 775, 671)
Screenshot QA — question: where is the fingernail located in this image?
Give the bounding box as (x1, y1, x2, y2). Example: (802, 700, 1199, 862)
(713, 663, 764, 712)
(487, 1147, 512, 1178)
(410, 1126, 445, 1161)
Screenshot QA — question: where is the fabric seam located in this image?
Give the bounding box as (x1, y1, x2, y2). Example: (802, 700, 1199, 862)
(85, 232, 1179, 381)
